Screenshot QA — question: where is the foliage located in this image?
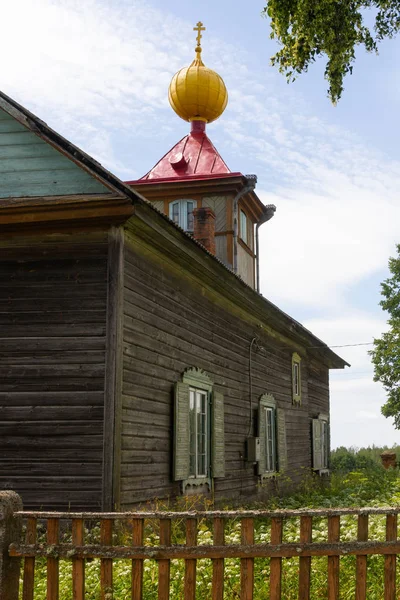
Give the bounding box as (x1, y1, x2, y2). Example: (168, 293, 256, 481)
(27, 467, 400, 599)
(330, 444, 400, 472)
(370, 244, 400, 428)
(263, 0, 400, 103)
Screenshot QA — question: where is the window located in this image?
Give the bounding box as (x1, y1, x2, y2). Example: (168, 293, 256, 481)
(169, 200, 197, 232)
(292, 353, 302, 404)
(312, 414, 329, 471)
(189, 387, 208, 477)
(174, 368, 225, 488)
(264, 405, 276, 472)
(240, 209, 248, 245)
(258, 394, 287, 476)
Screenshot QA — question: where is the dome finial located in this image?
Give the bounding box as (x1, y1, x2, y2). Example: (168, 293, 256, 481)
(193, 21, 205, 59)
(168, 22, 228, 124)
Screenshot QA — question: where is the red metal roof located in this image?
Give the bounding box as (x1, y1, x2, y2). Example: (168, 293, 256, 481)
(128, 123, 231, 183)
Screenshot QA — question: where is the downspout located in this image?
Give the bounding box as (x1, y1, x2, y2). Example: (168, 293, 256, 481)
(233, 174, 257, 274)
(256, 204, 276, 292)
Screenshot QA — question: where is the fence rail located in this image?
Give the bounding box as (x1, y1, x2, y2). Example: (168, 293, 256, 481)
(2, 497, 400, 600)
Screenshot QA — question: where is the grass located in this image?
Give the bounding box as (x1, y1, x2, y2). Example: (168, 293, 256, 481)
(23, 467, 400, 599)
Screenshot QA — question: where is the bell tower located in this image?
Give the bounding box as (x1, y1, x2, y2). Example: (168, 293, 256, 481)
(125, 23, 275, 290)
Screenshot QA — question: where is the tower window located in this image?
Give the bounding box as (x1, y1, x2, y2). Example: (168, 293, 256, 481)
(240, 210, 248, 245)
(169, 200, 197, 232)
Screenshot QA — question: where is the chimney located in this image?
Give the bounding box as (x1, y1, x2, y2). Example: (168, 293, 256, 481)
(193, 207, 216, 255)
(380, 450, 397, 469)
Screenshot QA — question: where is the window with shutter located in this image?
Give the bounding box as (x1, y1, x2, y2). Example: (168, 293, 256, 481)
(258, 394, 287, 477)
(173, 368, 225, 491)
(312, 413, 329, 471)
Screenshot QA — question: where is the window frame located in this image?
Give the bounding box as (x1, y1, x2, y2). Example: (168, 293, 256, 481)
(312, 413, 329, 472)
(169, 199, 197, 232)
(174, 368, 225, 492)
(292, 353, 302, 405)
(264, 405, 277, 473)
(240, 209, 248, 245)
(189, 386, 210, 479)
(258, 394, 287, 479)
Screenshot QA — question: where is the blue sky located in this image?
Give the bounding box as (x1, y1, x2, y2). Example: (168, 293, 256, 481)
(2, 0, 400, 448)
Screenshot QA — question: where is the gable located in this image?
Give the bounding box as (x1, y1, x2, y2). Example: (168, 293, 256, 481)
(0, 108, 110, 198)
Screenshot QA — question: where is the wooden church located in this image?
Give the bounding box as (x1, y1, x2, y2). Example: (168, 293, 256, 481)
(0, 25, 348, 510)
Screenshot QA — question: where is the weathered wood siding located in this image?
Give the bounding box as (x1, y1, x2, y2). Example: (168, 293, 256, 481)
(0, 233, 108, 509)
(119, 232, 329, 507)
(308, 361, 330, 456)
(150, 200, 164, 212)
(215, 235, 228, 266)
(202, 196, 227, 231)
(0, 109, 110, 197)
(237, 243, 255, 288)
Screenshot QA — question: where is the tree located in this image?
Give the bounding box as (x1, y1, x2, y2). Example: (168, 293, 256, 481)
(264, 1, 400, 103)
(370, 244, 400, 428)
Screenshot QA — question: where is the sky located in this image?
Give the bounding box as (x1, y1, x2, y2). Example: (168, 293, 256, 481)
(1, 0, 399, 449)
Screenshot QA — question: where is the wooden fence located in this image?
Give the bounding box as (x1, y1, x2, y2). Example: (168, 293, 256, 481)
(3, 501, 400, 599)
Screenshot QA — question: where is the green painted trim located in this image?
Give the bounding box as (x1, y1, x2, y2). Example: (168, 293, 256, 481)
(259, 393, 276, 409)
(182, 367, 213, 392)
(173, 381, 191, 481)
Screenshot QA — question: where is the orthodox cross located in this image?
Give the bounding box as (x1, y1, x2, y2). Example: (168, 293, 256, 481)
(194, 21, 205, 48)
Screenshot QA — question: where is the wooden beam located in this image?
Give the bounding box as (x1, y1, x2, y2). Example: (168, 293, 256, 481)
(103, 226, 124, 511)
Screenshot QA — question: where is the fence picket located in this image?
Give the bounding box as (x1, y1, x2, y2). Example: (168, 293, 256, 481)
(131, 518, 144, 600)
(384, 514, 397, 600)
(299, 516, 312, 600)
(327, 516, 340, 600)
(184, 518, 197, 600)
(22, 517, 36, 600)
(72, 519, 85, 600)
(158, 519, 171, 600)
(241, 517, 254, 600)
(100, 519, 113, 600)
(355, 515, 368, 600)
(270, 517, 282, 600)
(47, 518, 59, 600)
(212, 517, 225, 600)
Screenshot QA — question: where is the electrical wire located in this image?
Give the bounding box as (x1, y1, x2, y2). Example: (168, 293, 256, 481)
(308, 342, 374, 349)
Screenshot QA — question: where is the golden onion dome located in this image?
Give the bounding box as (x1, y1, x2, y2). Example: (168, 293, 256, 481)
(168, 22, 228, 124)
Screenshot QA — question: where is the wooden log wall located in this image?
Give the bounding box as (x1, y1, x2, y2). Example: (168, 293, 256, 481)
(119, 234, 330, 507)
(0, 232, 108, 509)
